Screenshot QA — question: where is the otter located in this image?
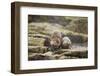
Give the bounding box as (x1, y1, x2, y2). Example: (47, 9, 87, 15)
(50, 31, 62, 51)
(62, 36, 72, 49)
(44, 31, 72, 51)
(44, 37, 50, 47)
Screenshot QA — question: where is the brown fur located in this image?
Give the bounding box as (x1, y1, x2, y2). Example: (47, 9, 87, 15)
(44, 32, 72, 50)
(44, 37, 50, 47)
(50, 32, 62, 48)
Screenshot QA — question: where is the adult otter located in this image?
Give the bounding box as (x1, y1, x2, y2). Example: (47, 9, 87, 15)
(50, 31, 62, 51)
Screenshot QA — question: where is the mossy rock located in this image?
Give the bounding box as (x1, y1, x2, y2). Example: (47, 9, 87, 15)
(67, 34, 87, 43)
(28, 53, 55, 60)
(62, 50, 88, 58)
(28, 38, 45, 46)
(28, 46, 48, 53)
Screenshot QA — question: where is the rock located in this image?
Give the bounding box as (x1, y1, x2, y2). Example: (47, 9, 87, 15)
(59, 55, 79, 59)
(28, 46, 40, 53)
(54, 49, 70, 54)
(43, 51, 53, 56)
(54, 47, 88, 58)
(28, 44, 88, 60)
(28, 53, 38, 58)
(52, 54, 61, 59)
(28, 53, 54, 60)
(59, 56, 68, 59)
(67, 34, 87, 43)
(62, 50, 88, 58)
(28, 46, 48, 53)
(40, 47, 49, 53)
(28, 37, 45, 46)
